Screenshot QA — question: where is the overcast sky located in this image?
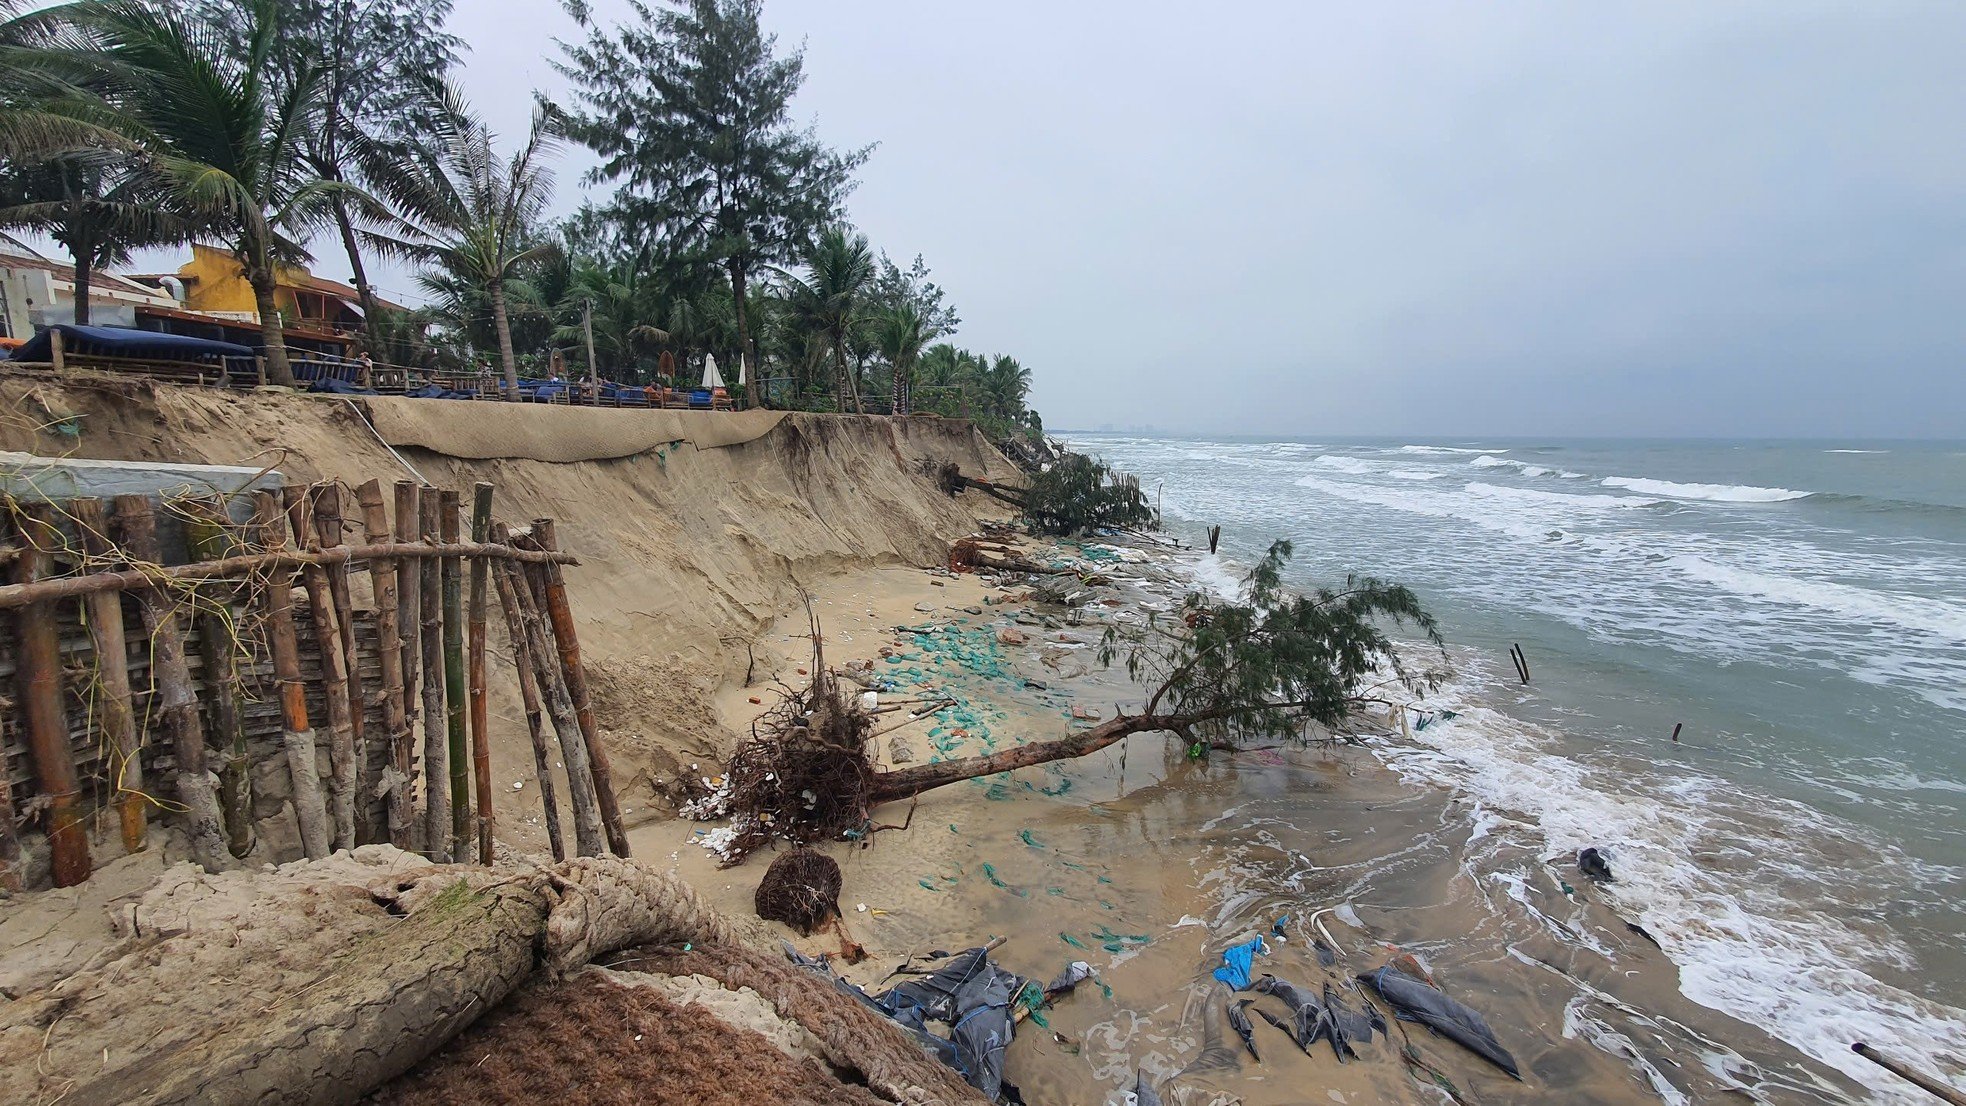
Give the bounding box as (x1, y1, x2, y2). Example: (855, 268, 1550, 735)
(143, 1, 1966, 437)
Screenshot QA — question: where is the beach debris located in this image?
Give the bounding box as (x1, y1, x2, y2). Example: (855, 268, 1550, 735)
(1229, 999, 1262, 1062)
(754, 848, 842, 935)
(1125, 1070, 1164, 1106)
(997, 626, 1029, 645)
(1314, 938, 1338, 968)
(1211, 936, 1269, 988)
(1357, 963, 1521, 1079)
(888, 734, 917, 765)
(1577, 846, 1615, 882)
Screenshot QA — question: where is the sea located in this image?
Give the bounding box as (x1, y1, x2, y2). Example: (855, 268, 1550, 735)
(1065, 433, 1966, 1097)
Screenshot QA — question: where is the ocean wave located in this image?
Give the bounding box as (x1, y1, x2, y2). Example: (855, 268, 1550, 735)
(1825, 449, 1887, 454)
(1471, 455, 1588, 479)
(1389, 468, 1446, 481)
(1666, 555, 1966, 643)
(1311, 454, 1374, 474)
(1601, 477, 1809, 503)
(1375, 679, 1966, 1097)
(1466, 482, 1661, 509)
(1399, 444, 1494, 455)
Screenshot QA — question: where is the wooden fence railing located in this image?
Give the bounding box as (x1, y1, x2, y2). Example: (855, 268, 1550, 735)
(0, 478, 625, 891)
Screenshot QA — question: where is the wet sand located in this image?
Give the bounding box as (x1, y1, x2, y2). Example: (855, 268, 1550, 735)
(633, 542, 1882, 1105)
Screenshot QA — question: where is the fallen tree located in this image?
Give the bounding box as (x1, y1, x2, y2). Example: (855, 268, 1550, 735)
(869, 539, 1440, 803)
(935, 451, 1153, 536)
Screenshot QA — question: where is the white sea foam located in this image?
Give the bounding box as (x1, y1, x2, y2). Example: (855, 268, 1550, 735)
(1666, 554, 1966, 642)
(1310, 454, 1374, 474)
(1825, 449, 1887, 454)
(1389, 468, 1446, 481)
(1602, 476, 1810, 503)
(1398, 444, 1494, 455)
(1469, 455, 1588, 479)
(1375, 680, 1966, 1098)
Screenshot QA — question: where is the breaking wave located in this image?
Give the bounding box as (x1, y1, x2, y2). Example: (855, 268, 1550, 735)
(1602, 477, 1809, 503)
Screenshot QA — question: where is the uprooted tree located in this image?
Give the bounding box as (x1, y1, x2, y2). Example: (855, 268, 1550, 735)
(935, 451, 1153, 536)
(708, 541, 1440, 864)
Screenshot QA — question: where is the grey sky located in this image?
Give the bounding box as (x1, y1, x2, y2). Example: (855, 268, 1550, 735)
(137, 1, 1966, 437)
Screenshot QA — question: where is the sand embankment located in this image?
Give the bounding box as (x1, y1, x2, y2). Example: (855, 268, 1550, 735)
(0, 373, 1019, 853)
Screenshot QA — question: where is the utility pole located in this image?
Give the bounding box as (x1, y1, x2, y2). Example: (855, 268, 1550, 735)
(581, 298, 597, 404)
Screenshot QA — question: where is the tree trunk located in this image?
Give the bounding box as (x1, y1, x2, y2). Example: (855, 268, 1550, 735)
(70, 244, 93, 327)
(251, 264, 297, 387)
(866, 713, 1181, 805)
(489, 278, 520, 400)
(330, 188, 383, 355)
(728, 257, 751, 407)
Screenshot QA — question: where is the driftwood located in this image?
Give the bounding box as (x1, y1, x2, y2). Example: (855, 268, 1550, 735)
(288, 487, 357, 851)
(256, 492, 331, 859)
(526, 520, 629, 857)
(183, 496, 253, 860)
(418, 485, 449, 861)
(72, 497, 145, 853)
(439, 490, 469, 862)
(358, 479, 412, 848)
(116, 494, 228, 871)
(867, 711, 1184, 805)
(9, 502, 90, 885)
(0, 539, 575, 610)
(490, 521, 566, 861)
(467, 483, 495, 864)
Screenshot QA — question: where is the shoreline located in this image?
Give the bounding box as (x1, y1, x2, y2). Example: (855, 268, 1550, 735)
(654, 525, 1883, 1104)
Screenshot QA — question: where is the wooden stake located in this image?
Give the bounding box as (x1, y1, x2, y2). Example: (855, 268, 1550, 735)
(72, 497, 144, 854)
(183, 496, 253, 859)
(256, 492, 330, 859)
(490, 521, 565, 861)
(393, 480, 422, 826)
(418, 485, 448, 860)
(509, 548, 604, 856)
(1853, 1042, 1966, 1105)
(358, 480, 412, 848)
(529, 519, 629, 856)
(440, 490, 469, 862)
(9, 501, 91, 885)
(467, 483, 495, 864)
(115, 494, 228, 871)
(1511, 643, 1531, 684)
(310, 483, 367, 837)
(287, 486, 356, 851)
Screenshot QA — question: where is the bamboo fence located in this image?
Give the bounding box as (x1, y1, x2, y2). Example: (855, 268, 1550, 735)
(0, 482, 622, 890)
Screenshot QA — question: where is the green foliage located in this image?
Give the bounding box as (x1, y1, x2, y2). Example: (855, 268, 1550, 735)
(1020, 453, 1153, 536)
(1101, 541, 1443, 744)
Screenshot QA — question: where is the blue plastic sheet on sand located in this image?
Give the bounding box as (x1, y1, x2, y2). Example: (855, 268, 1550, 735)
(1212, 937, 1267, 988)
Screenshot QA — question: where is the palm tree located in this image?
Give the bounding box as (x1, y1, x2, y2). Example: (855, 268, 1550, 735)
(781, 226, 875, 412)
(371, 83, 560, 398)
(0, 154, 184, 325)
(873, 301, 928, 415)
(982, 354, 1031, 423)
(79, 0, 355, 386)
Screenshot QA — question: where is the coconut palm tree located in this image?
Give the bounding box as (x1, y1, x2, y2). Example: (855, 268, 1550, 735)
(368, 83, 560, 398)
(982, 353, 1031, 423)
(0, 154, 185, 325)
(780, 226, 875, 412)
(873, 301, 928, 414)
(79, 0, 353, 386)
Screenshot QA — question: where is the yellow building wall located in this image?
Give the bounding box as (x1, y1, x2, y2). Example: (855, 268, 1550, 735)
(176, 243, 305, 318)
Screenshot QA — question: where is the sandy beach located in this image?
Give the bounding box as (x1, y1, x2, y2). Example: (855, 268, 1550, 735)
(637, 533, 1881, 1105)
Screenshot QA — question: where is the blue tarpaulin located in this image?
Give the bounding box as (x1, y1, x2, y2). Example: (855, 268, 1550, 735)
(8, 324, 253, 362)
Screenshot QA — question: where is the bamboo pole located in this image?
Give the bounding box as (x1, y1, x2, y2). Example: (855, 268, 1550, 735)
(490, 521, 565, 861)
(0, 769, 19, 890)
(393, 481, 422, 831)
(287, 486, 356, 851)
(256, 492, 330, 859)
(509, 547, 604, 856)
(467, 483, 495, 864)
(115, 494, 228, 871)
(9, 501, 91, 885)
(528, 519, 629, 856)
(357, 480, 412, 848)
(439, 491, 469, 862)
(0, 541, 576, 610)
(183, 496, 253, 860)
(418, 485, 449, 860)
(311, 484, 366, 837)
(72, 497, 144, 854)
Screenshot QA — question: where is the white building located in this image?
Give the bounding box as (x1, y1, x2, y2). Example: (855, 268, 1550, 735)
(0, 249, 181, 340)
